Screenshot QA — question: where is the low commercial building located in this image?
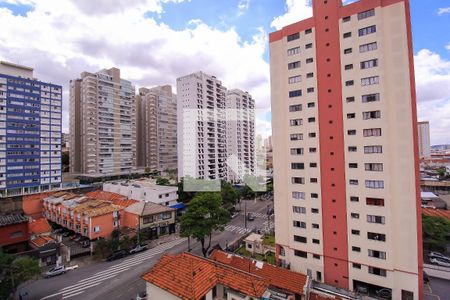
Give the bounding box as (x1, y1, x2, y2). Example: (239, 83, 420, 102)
(0, 213, 29, 253)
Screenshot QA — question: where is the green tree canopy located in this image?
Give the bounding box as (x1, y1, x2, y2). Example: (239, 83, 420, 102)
(422, 214, 450, 252)
(180, 193, 230, 257)
(156, 177, 170, 186)
(221, 181, 238, 212)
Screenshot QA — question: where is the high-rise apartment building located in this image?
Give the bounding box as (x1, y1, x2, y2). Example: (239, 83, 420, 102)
(136, 85, 177, 172)
(417, 121, 430, 159)
(270, 0, 422, 298)
(0, 61, 62, 197)
(226, 89, 255, 183)
(177, 72, 227, 180)
(70, 68, 136, 176)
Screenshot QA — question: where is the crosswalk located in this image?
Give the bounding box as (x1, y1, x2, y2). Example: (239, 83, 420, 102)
(40, 238, 186, 300)
(224, 224, 252, 235)
(239, 212, 268, 219)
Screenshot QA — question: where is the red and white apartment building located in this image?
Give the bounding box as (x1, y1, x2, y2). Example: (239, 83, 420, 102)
(270, 0, 422, 299)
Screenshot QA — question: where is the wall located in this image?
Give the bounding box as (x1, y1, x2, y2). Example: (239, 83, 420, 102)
(0, 223, 28, 249)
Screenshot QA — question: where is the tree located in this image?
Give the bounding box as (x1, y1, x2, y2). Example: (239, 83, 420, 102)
(156, 177, 170, 186)
(422, 214, 450, 252)
(0, 253, 41, 299)
(177, 178, 196, 203)
(221, 181, 238, 212)
(180, 193, 230, 257)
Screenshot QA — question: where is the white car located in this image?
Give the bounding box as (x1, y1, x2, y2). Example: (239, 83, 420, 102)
(44, 266, 66, 278)
(430, 257, 450, 268)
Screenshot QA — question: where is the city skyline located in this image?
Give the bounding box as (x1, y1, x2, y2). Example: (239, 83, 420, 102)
(0, 0, 449, 144)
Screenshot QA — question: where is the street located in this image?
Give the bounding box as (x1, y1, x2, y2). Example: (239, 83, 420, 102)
(16, 198, 272, 300)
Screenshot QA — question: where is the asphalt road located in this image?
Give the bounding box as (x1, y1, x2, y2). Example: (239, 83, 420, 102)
(424, 276, 450, 300)
(16, 198, 273, 300)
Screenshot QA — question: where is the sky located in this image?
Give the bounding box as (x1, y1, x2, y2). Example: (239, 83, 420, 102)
(0, 0, 449, 144)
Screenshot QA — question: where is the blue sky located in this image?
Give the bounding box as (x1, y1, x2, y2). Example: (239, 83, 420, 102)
(0, 0, 449, 143)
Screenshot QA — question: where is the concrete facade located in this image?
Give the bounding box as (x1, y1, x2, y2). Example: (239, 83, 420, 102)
(418, 121, 430, 159)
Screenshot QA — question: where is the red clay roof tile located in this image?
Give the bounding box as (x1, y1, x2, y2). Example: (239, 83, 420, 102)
(29, 218, 52, 235)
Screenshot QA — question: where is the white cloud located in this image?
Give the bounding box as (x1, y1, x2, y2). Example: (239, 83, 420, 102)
(270, 0, 312, 30)
(237, 0, 250, 16)
(414, 49, 450, 144)
(0, 0, 270, 134)
(438, 7, 450, 15)
(446, 43, 450, 51)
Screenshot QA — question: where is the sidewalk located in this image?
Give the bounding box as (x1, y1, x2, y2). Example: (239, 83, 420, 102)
(424, 263, 450, 280)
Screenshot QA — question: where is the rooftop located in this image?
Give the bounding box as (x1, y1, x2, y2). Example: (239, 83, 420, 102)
(29, 218, 52, 235)
(142, 252, 269, 300)
(30, 235, 56, 248)
(0, 213, 28, 227)
(125, 201, 175, 216)
(113, 179, 178, 192)
(422, 208, 450, 220)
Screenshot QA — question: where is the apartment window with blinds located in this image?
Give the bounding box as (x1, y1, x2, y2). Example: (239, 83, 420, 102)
(346, 96, 355, 102)
(358, 9, 375, 20)
(293, 221, 306, 228)
(348, 130, 357, 136)
(291, 148, 304, 155)
(290, 134, 303, 141)
(288, 61, 301, 70)
(360, 42, 378, 53)
(362, 93, 380, 102)
(294, 250, 308, 258)
(291, 163, 305, 170)
(292, 191, 305, 199)
(361, 59, 378, 69)
(344, 48, 353, 54)
(293, 206, 306, 214)
(363, 110, 381, 120)
(290, 119, 303, 126)
(361, 76, 380, 86)
(368, 232, 386, 241)
(349, 179, 359, 185)
(343, 16, 351, 22)
(363, 128, 382, 137)
(305, 28, 312, 34)
(348, 146, 357, 152)
(289, 104, 302, 112)
(306, 58, 314, 63)
(345, 64, 354, 70)
(352, 229, 360, 235)
(365, 163, 383, 172)
(307, 87, 315, 93)
(367, 215, 385, 224)
(346, 80, 355, 86)
(369, 249, 386, 259)
(307, 102, 315, 108)
(343, 32, 352, 38)
(292, 177, 305, 184)
(366, 198, 385, 206)
(305, 43, 313, 49)
(352, 246, 361, 252)
(369, 267, 387, 277)
(287, 32, 300, 42)
(312, 223, 320, 229)
(289, 90, 302, 98)
(364, 145, 382, 153)
(366, 180, 384, 189)
(287, 47, 300, 56)
(359, 25, 376, 36)
(294, 235, 307, 243)
(351, 213, 360, 219)
(289, 75, 302, 84)
(306, 72, 314, 78)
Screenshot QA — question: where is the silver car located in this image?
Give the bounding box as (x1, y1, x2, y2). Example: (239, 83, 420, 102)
(44, 266, 66, 278)
(430, 257, 450, 268)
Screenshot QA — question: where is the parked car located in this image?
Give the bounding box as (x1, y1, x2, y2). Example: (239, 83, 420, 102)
(106, 250, 128, 261)
(136, 291, 147, 300)
(428, 252, 450, 262)
(80, 240, 90, 248)
(231, 212, 239, 219)
(247, 213, 255, 221)
(129, 244, 148, 254)
(355, 285, 368, 294)
(376, 288, 392, 299)
(44, 266, 66, 278)
(423, 271, 430, 283)
(430, 257, 450, 268)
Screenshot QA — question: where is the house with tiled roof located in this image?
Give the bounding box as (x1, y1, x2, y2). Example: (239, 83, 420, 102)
(0, 213, 29, 253)
(142, 252, 272, 300)
(29, 218, 52, 238)
(29, 235, 61, 267)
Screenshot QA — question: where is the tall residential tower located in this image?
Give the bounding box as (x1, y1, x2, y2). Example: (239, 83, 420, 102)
(69, 68, 136, 176)
(0, 61, 62, 197)
(417, 121, 430, 159)
(269, 0, 422, 298)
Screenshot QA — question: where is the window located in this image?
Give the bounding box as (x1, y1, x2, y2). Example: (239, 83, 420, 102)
(347, 113, 356, 119)
(294, 235, 307, 243)
(306, 72, 314, 78)
(367, 214, 385, 224)
(289, 75, 302, 84)
(311, 193, 318, 198)
(306, 58, 314, 63)
(345, 80, 354, 86)
(353, 263, 362, 269)
(291, 163, 305, 170)
(313, 254, 320, 259)
(358, 9, 375, 20)
(369, 267, 387, 277)
(293, 221, 306, 228)
(292, 191, 305, 199)
(366, 198, 385, 206)
(364, 145, 382, 154)
(348, 146, 357, 152)
(288, 61, 301, 70)
(349, 179, 359, 185)
(361, 76, 380, 86)
(352, 246, 361, 252)
(93, 226, 100, 233)
(289, 90, 302, 98)
(305, 28, 312, 34)
(307, 87, 315, 93)
(368, 249, 386, 259)
(351, 229, 360, 235)
(343, 16, 351, 22)
(162, 212, 172, 220)
(307, 102, 315, 108)
(360, 42, 377, 54)
(290, 119, 302, 126)
(310, 163, 317, 168)
(143, 216, 154, 224)
(344, 48, 352, 54)
(365, 163, 383, 172)
(293, 206, 306, 214)
(9, 231, 23, 238)
(287, 32, 300, 42)
(305, 43, 313, 49)
(349, 163, 358, 168)
(308, 132, 316, 138)
(345, 64, 353, 70)
(343, 32, 352, 38)
(368, 232, 386, 241)
(366, 180, 384, 189)
(294, 250, 308, 258)
(313, 239, 320, 244)
(291, 147, 304, 155)
(362, 93, 380, 102)
(311, 208, 319, 213)
(363, 110, 381, 120)
(350, 196, 359, 202)
(290, 134, 303, 141)
(402, 290, 414, 300)
(359, 25, 376, 36)
(310, 178, 318, 183)
(292, 177, 305, 184)
(308, 117, 315, 123)
(312, 223, 320, 229)
(348, 130, 356, 135)
(309, 147, 317, 153)
(361, 59, 378, 69)
(351, 213, 360, 219)
(289, 104, 302, 112)
(287, 47, 300, 56)
(363, 128, 382, 137)
(346, 96, 355, 103)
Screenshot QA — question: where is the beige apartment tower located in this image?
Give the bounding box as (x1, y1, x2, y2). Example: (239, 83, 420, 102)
(270, 0, 423, 299)
(69, 68, 136, 175)
(417, 121, 430, 159)
(136, 85, 177, 172)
